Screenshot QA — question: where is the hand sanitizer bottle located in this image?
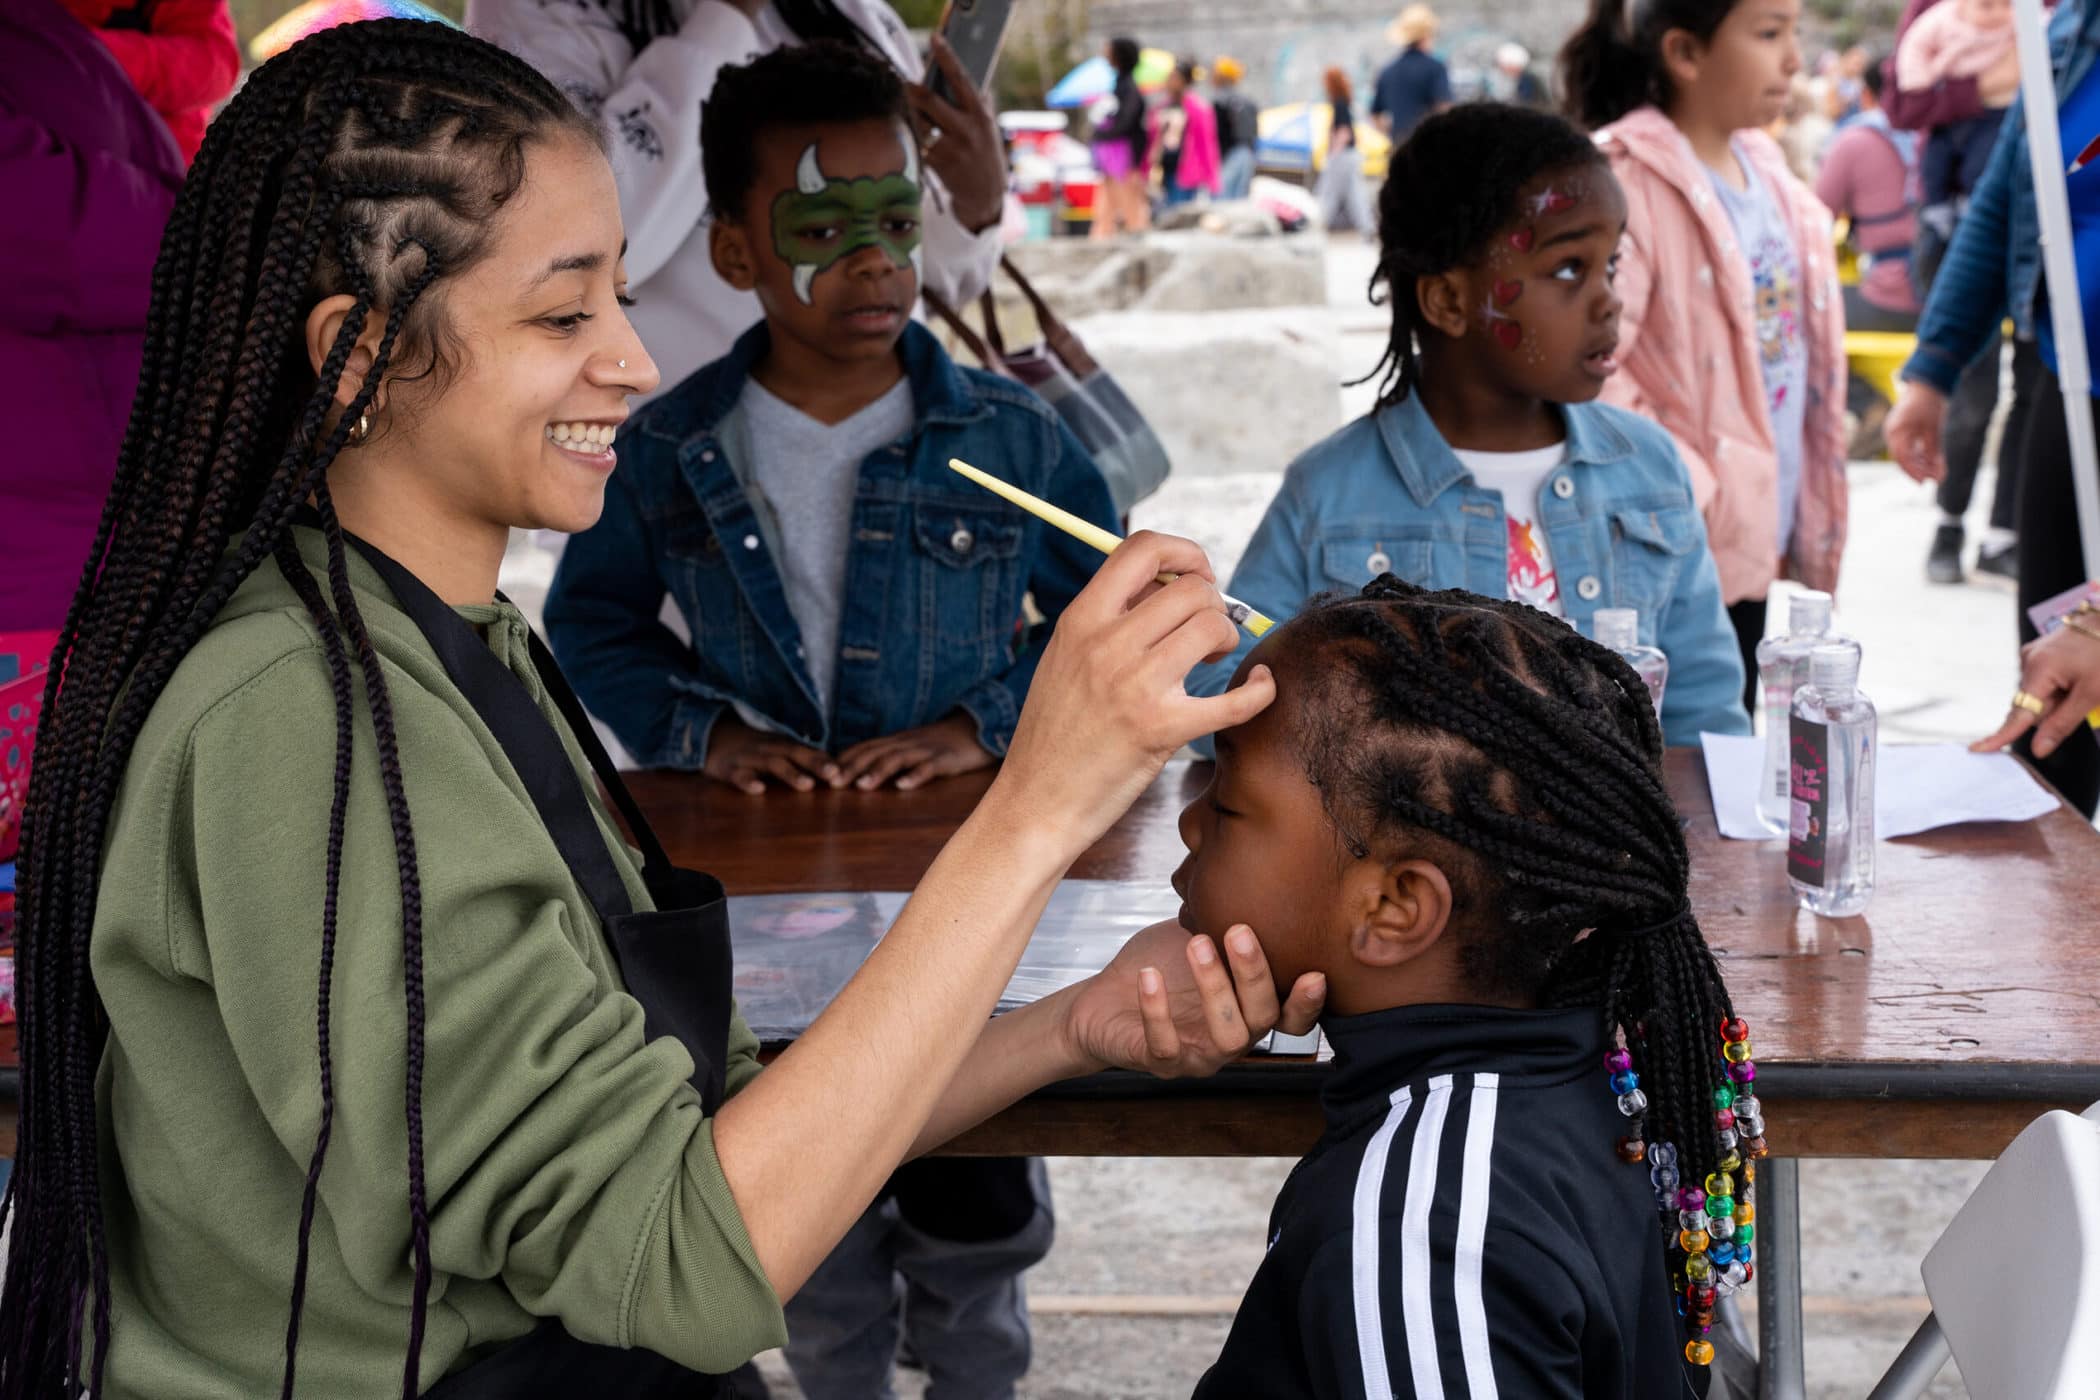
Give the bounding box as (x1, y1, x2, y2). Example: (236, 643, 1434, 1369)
(1788, 644, 1876, 917)
(1592, 608, 1668, 715)
(1755, 591, 1859, 837)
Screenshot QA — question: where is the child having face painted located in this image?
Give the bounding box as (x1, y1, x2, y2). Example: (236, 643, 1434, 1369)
(1185, 578, 1767, 1398)
(546, 40, 1118, 798)
(1192, 103, 1747, 748)
(542, 40, 1114, 1396)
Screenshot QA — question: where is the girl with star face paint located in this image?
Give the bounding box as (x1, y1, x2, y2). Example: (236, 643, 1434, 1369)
(1184, 103, 1750, 752)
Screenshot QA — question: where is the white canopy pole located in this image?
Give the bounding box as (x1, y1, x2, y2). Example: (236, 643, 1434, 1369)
(2013, 0, 2100, 582)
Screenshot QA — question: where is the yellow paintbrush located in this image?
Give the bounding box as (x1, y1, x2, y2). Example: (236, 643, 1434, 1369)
(948, 458, 1276, 638)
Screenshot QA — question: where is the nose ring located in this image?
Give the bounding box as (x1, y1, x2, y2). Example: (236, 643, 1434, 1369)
(618, 359, 628, 369)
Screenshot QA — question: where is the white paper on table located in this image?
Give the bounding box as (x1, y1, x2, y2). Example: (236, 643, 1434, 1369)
(1698, 733, 2060, 841)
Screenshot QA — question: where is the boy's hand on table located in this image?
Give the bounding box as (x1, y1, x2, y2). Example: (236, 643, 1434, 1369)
(833, 713, 995, 791)
(1058, 920, 1327, 1080)
(702, 717, 841, 795)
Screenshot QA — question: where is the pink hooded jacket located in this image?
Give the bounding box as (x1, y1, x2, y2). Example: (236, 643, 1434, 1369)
(1595, 108, 1848, 602)
(1148, 92, 1222, 194)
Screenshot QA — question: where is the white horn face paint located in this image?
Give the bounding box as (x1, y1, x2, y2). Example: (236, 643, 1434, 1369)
(793, 262, 818, 305)
(900, 124, 920, 188)
(795, 141, 826, 194)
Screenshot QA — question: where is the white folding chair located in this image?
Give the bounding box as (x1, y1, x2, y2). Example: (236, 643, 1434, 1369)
(1866, 1103, 2100, 1399)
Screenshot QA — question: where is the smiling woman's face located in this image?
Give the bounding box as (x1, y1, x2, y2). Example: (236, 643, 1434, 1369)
(356, 131, 659, 536)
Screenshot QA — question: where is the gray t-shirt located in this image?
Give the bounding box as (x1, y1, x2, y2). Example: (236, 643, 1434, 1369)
(1710, 144, 1809, 556)
(737, 374, 916, 712)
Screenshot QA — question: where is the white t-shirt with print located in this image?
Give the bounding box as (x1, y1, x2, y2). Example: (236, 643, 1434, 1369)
(1453, 442, 1571, 617)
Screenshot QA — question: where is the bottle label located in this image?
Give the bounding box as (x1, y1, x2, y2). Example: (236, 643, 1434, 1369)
(1787, 717, 1830, 886)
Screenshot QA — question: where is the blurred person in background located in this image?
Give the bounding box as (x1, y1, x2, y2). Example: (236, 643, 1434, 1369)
(1489, 42, 1548, 107)
(60, 0, 237, 166)
(1315, 66, 1376, 236)
(1213, 55, 1259, 200)
(3, 0, 183, 635)
(1371, 4, 1451, 142)
(1091, 35, 1151, 237)
(1148, 58, 1220, 207)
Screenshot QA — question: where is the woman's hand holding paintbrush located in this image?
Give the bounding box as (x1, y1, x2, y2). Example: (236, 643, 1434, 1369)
(984, 529, 1275, 854)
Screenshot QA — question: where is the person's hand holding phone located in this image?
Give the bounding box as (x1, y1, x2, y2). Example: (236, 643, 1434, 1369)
(907, 35, 1008, 233)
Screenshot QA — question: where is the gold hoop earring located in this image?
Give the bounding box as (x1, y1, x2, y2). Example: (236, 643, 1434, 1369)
(347, 410, 371, 446)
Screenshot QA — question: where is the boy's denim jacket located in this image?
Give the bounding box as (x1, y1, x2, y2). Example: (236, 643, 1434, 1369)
(1192, 394, 1750, 747)
(545, 321, 1117, 767)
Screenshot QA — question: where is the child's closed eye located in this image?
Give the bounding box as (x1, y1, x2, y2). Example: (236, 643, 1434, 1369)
(1209, 796, 1242, 820)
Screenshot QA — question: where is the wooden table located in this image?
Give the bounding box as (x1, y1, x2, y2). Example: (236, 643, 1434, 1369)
(630, 749, 2100, 1164)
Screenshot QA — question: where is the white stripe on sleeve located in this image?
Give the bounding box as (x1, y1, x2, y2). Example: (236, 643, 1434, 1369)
(1454, 1072, 1502, 1400)
(1351, 1085, 1414, 1400)
(1401, 1074, 1456, 1400)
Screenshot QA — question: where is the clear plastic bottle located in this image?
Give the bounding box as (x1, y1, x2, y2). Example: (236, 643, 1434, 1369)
(1754, 592, 1860, 837)
(1787, 644, 1876, 917)
(1593, 607, 1668, 715)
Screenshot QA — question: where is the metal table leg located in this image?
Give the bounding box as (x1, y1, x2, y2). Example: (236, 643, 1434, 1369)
(1864, 1315, 1951, 1400)
(1757, 1156, 1807, 1400)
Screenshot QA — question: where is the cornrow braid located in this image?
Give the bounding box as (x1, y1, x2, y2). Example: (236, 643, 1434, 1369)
(1363, 102, 1611, 409)
(1283, 577, 1746, 1211)
(3, 20, 597, 1398)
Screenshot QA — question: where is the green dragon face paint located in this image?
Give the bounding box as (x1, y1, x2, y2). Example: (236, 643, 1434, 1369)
(770, 137, 923, 305)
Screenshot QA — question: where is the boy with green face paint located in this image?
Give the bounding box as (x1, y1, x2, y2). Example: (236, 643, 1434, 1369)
(544, 40, 1124, 1400)
(773, 138, 925, 305)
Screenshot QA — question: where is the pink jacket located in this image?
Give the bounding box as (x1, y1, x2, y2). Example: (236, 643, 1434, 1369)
(1596, 107, 1848, 602)
(1148, 93, 1221, 194)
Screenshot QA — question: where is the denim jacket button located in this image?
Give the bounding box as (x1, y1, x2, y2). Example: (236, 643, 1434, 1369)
(1366, 549, 1392, 575)
(743, 533, 760, 551)
(1576, 575, 1602, 601)
(1552, 475, 1575, 499)
(950, 527, 975, 554)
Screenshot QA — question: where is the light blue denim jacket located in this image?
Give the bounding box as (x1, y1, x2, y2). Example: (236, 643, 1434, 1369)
(1191, 394, 1749, 747)
(545, 321, 1117, 768)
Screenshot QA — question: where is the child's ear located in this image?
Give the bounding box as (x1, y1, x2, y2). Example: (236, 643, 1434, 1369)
(1347, 858, 1454, 970)
(709, 218, 759, 293)
(1659, 27, 1706, 95)
(1416, 270, 1473, 342)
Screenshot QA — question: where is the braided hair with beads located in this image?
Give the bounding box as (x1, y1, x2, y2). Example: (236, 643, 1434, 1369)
(0, 21, 599, 1398)
(1283, 576, 1769, 1367)
(1363, 102, 1612, 409)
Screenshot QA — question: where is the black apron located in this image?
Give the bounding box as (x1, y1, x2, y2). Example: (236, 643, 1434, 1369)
(337, 531, 735, 1398)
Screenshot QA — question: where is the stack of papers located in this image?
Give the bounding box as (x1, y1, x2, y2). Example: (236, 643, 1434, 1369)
(1698, 733, 2059, 841)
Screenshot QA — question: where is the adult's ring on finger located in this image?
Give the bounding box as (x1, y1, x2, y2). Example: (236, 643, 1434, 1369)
(924, 128, 944, 151)
(2012, 690, 2049, 716)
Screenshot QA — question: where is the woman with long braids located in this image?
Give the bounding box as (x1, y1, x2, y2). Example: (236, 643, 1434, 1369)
(468, 0, 1010, 400)
(1179, 578, 1767, 1396)
(3, 21, 1318, 1398)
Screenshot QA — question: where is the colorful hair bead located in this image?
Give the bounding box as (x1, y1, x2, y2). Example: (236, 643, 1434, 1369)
(1689, 1284, 1716, 1309)
(1617, 1088, 1650, 1116)
(1735, 1222, 1755, 1246)
(1711, 1084, 1736, 1111)
(1679, 1228, 1710, 1253)
(1611, 1069, 1640, 1095)
(1706, 1194, 1735, 1219)
(1714, 1107, 1737, 1131)
(1710, 1241, 1736, 1266)
(1745, 1135, 1771, 1160)
(1650, 1142, 1679, 1168)
(1616, 1137, 1646, 1163)
(1678, 1186, 1706, 1212)
(1720, 1018, 1749, 1042)
(1734, 1094, 1761, 1119)
(1718, 1147, 1743, 1173)
(1708, 1214, 1736, 1241)
(1686, 1339, 1715, 1366)
(1717, 1128, 1740, 1152)
(1704, 1172, 1733, 1198)
(1734, 1203, 1755, 1226)
(1651, 1164, 1680, 1192)
(1728, 1060, 1758, 1084)
(1605, 1048, 1634, 1073)
(1684, 1253, 1714, 1283)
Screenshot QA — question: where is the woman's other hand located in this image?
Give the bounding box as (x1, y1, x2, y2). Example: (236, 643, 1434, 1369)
(1886, 379, 1951, 484)
(1059, 919, 1327, 1079)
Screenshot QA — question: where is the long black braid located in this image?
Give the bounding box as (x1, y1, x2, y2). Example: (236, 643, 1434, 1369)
(3, 21, 597, 1397)
(1365, 103, 1612, 409)
(1283, 578, 1742, 1205)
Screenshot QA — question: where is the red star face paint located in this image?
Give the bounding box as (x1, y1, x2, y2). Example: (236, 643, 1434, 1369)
(1493, 278, 1524, 308)
(1509, 227, 1536, 253)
